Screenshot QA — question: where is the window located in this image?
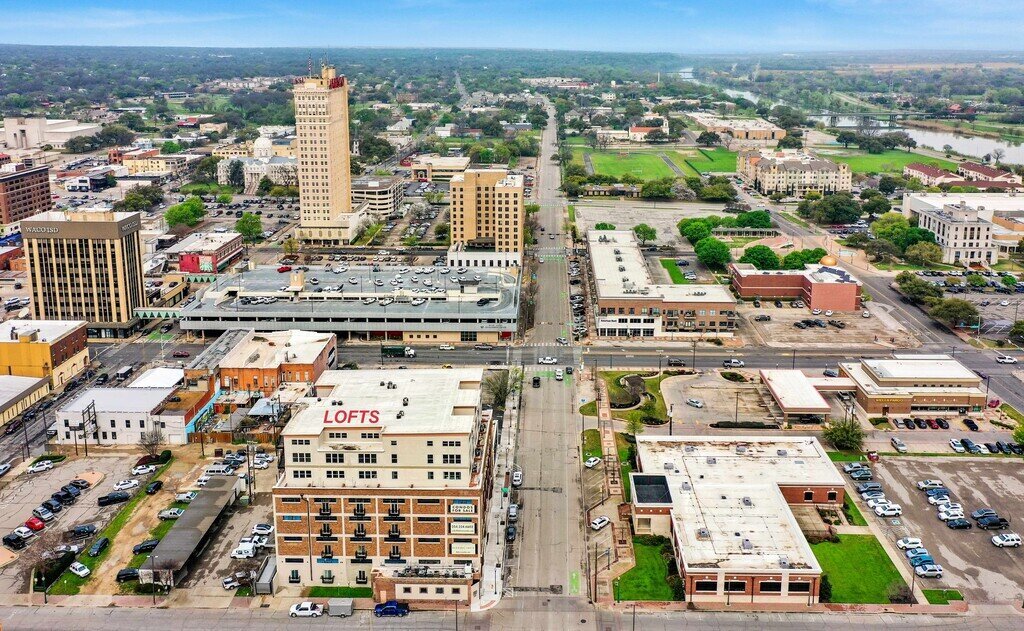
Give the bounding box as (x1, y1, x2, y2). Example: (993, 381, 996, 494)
(427, 454, 434, 464)
(391, 471, 398, 480)
(282, 497, 301, 504)
(325, 453, 344, 464)
(292, 452, 312, 463)
(326, 470, 345, 479)
(328, 432, 347, 439)
(443, 471, 461, 480)
(452, 587, 461, 595)
(402, 587, 412, 594)
(357, 453, 377, 464)
(441, 440, 461, 447)
(789, 582, 811, 593)
(442, 454, 462, 465)
(358, 471, 378, 479)
(292, 470, 311, 479)
(827, 491, 838, 502)
(759, 581, 782, 593)
(291, 439, 311, 445)
(725, 580, 746, 593)
(803, 491, 814, 502)
(427, 472, 434, 480)
(360, 432, 380, 439)
(694, 581, 718, 592)
(435, 587, 445, 595)
(391, 454, 398, 464)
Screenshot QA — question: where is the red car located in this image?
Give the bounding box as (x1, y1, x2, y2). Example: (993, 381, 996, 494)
(25, 517, 46, 532)
(277, 265, 292, 273)
(172, 351, 190, 358)
(926, 418, 940, 429)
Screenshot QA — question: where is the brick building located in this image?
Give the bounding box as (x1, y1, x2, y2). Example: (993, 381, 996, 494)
(838, 354, 987, 416)
(272, 368, 492, 604)
(164, 231, 244, 273)
(630, 436, 844, 604)
(217, 329, 336, 396)
(0, 320, 89, 390)
(729, 259, 862, 311)
(0, 163, 51, 224)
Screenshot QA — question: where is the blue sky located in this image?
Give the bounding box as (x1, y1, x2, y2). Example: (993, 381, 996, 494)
(0, 0, 1021, 52)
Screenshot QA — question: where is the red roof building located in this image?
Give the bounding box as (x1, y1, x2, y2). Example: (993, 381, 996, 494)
(957, 162, 1022, 184)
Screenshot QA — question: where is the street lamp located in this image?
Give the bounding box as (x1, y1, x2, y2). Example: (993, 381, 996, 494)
(150, 554, 159, 605)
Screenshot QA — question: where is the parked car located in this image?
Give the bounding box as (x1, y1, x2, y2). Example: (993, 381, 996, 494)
(115, 568, 139, 583)
(590, 516, 611, 531)
(890, 437, 908, 453)
(131, 465, 156, 476)
(843, 462, 867, 473)
(252, 523, 274, 536)
(289, 602, 323, 618)
(992, 533, 1022, 548)
(113, 479, 139, 491)
(68, 524, 96, 539)
(505, 525, 517, 542)
(686, 398, 704, 409)
(856, 482, 882, 494)
(896, 537, 922, 550)
(584, 457, 602, 469)
(88, 537, 110, 557)
(158, 508, 184, 520)
(875, 504, 903, 517)
(909, 555, 935, 568)
(145, 481, 163, 495)
(511, 471, 523, 487)
(915, 564, 943, 578)
(27, 460, 54, 474)
(949, 439, 966, 453)
(97, 492, 130, 507)
(132, 539, 160, 554)
(24, 517, 46, 532)
(971, 508, 997, 521)
(947, 518, 973, 530)
(373, 600, 410, 618)
(174, 491, 198, 503)
(978, 516, 1011, 530)
(850, 469, 873, 481)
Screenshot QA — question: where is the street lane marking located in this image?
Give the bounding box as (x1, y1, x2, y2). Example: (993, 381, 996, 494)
(569, 571, 580, 595)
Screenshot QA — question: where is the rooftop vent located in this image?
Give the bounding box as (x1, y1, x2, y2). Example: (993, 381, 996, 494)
(402, 397, 409, 407)
(706, 457, 717, 465)
(696, 528, 711, 540)
(780, 556, 790, 569)
(684, 445, 695, 453)
(663, 462, 675, 471)
(742, 497, 753, 507)
(777, 449, 787, 456)
(681, 481, 692, 492)
(397, 410, 404, 419)
(736, 445, 746, 454)
(742, 538, 753, 551)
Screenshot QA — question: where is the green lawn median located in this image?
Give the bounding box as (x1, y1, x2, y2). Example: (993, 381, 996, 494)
(812, 534, 906, 604)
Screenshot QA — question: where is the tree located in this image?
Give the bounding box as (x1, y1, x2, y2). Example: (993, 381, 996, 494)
(965, 273, 988, 288)
(256, 176, 274, 195)
(1011, 320, 1024, 345)
(903, 241, 942, 266)
(804, 192, 862, 224)
(870, 212, 909, 244)
(139, 427, 165, 458)
(835, 131, 858, 148)
(694, 237, 731, 269)
(632, 224, 656, 245)
(735, 210, 771, 229)
(1012, 421, 1024, 448)
(866, 238, 901, 263)
(929, 298, 980, 328)
(640, 178, 675, 199)
(118, 112, 146, 131)
(738, 245, 780, 270)
(624, 416, 646, 438)
(862, 196, 892, 217)
(819, 574, 833, 603)
(696, 131, 721, 147)
(235, 213, 263, 242)
(822, 417, 864, 452)
(1002, 274, 1019, 288)
(776, 134, 803, 149)
(481, 368, 522, 409)
(216, 193, 232, 204)
(780, 247, 828, 270)
(895, 271, 944, 304)
(161, 141, 183, 154)
(227, 160, 245, 190)
(193, 156, 222, 183)
(877, 175, 901, 195)
(594, 222, 616, 230)
(282, 237, 299, 257)
(682, 221, 712, 245)
(993, 148, 1006, 164)
(164, 196, 205, 227)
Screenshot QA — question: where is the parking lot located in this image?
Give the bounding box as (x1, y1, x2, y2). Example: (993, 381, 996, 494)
(739, 301, 920, 349)
(661, 370, 775, 426)
(870, 456, 1024, 603)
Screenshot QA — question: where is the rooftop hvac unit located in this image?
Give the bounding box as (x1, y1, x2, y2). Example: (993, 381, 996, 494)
(663, 462, 675, 471)
(402, 397, 409, 406)
(618, 266, 626, 272)
(397, 410, 404, 418)
(777, 449, 788, 456)
(681, 481, 692, 491)
(706, 457, 717, 465)
(684, 445, 695, 453)
(780, 557, 790, 569)
(742, 497, 753, 506)
(614, 249, 621, 254)
(697, 528, 711, 540)
(693, 290, 706, 296)
(736, 445, 746, 454)
(742, 539, 753, 551)
(615, 256, 622, 262)
(639, 288, 650, 294)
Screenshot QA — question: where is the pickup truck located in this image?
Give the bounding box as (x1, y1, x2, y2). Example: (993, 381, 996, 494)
(289, 601, 323, 618)
(373, 600, 410, 617)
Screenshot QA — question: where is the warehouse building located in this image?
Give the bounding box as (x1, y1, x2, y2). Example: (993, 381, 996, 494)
(164, 231, 244, 273)
(0, 320, 89, 390)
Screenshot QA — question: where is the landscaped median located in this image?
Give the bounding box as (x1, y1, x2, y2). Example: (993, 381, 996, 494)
(47, 457, 175, 596)
(582, 429, 602, 461)
(600, 370, 685, 426)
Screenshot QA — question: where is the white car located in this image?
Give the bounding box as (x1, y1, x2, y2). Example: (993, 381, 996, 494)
(811, 308, 822, 315)
(584, 457, 602, 469)
(538, 357, 558, 365)
(949, 439, 966, 453)
(916, 479, 944, 490)
(824, 310, 834, 317)
(27, 460, 54, 474)
(686, 398, 704, 409)
(555, 369, 564, 381)
(113, 479, 139, 491)
(890, 437, 908, 453)
(13, 526, 34, 539)
(867, 498, 892, 510)
(915, 564, 943, 578)
(590, 516, 611, 531)
(69, 562, 91, 578)
(1000, 300, 1011, 306)
(252, 523, 274, 536)
(843, 462, 867, 473)
(175, 491, 198, 503)
(221, 577, 240, 590)
(992, 533, 1022, 548)
(289, 602, 323, 618)
(875, 504, 903, 517)
(196, 475, 211, 487)
(996, 355, 1018, 364)
(862, 310, 871, 318)
(937, 509, 964, 521)
(927, 494, 953, 505)
(131, 464, 156, 476)
(511, 471, 523, 487)
(934, 502, 962, 513)
(252, 461, 269, 469)
(896, 537, 922, 550)
(158, 508, 185, 520)
(439, 344, 455, 351)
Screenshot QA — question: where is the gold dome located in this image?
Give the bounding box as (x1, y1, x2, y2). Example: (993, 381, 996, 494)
(820, 255, 838, 266)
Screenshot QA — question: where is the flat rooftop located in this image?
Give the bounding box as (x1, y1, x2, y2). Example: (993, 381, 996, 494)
(127, 367, 184, 389)
(841, 355, 984, 397)
(0, 375, 49, 414)
(285, 368, 483, 437)
(179, 265, 520, 329)
(0, 320, 84, 343)
(759, 370, 831, 414)
(164, 232, 242, 254)
(186, 328, 252, 373)
(220, 330, 333, 369)
(59, 387, 174, 414)
(588, 231, 735, 304)
(632, 436, 841, 573)
(351, 176, 403, 190)
(862, 354, 979, 382)
(688, 113, 783, 131)
(905, 192, 1024, 213)
(731, 263, 860, 286)
(411, 155, 470, 169)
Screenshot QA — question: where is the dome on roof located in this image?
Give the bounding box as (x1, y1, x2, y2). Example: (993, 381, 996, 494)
(819, 255, 838, 266)
(253, 136, 273, 159)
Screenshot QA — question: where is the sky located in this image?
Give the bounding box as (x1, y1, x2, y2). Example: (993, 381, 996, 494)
(1, 0, 1022, 53)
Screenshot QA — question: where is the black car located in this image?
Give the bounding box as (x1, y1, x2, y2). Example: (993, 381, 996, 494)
(51, 491, 76, 506)
(996, 441, 1011, 454)
(132, 539, 160, 554)
(964, 418, 979, 431)
(984, 442, 999, 453)
(505, 526, 517, 542)
(978, 516, 1011, 530)
(2, 533, 27, 550)
(532, 376, 541, 388)
(903, 419, 916, 430)
(97, 492, 130, 507)
(667, 358, 686, 367)
(947, 518, 972, 530)
(68, 524, 97, 539)
(88, 537, 110, 557)
(3, 420, 22, 436)
(61, 484, 81, 498)
(116, 568, 140, 583)
(69, 479, 91, 490)
(1010, 443, 1024, 455)
(914, 418, 928, 429)
(95, 374, 109, 385)
(936, 418, 950, 430)
(774, 300, 783, 308)
(145, 481, 163, 495)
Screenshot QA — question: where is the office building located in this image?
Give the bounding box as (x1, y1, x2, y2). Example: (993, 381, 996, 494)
(351, 176, 405, 220)
(273, 368, 492, 604)
(737, 149, 851, 196)
(838, 354, 986, 416)
(23, 211, 146, 338)
(587, 231, 736, 338)
(448, 169, 524, 268)
(0, 320, 89, 390)
(409, 155, 471, 182)
(55, 386, 191, 446)
(0, 164, 51, 225)
(164, 231, 244, 273)
(630, 436, 843, 604)
(217, 329, 337, 396)
(122, 154, 190, 176)
(902, 198, 997, 265)
(687, 113, 787, 143)
(729, 259, 862, 311)
(294, 64, 366, 245)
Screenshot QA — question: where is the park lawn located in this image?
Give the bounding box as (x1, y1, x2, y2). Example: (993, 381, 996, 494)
(827, 451, 864, 462)
(724, 236, 760, 248)
(664, 151, 701, 177)
(830, 150, 956, 174)
(842, 494, 868, 526)
(616, 537, 676, 601)
(564, 136, 589, 146)
(922, 589, 964, 605)
(873, 260, 958, 272)
(613, 372, 673, 425)
(991, 259, 1024, 273)
(685, 148, 737, 173)
(812, 535, 906, 604)
(659, 259, 691, 284)
(617, 433, 634, 502)
(579, 400, 597, 417)
(585, 150, 676, 180)
(778, 211, 810, 229)
(582, 429, 602, 460)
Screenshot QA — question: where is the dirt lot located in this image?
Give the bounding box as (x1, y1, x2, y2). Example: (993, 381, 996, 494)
(871, 456, 1024, 604)
(740, 301, 920, 349)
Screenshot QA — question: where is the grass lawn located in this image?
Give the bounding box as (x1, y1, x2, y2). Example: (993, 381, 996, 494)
(584, 150, 676, 181)
(842, 494, 868, 526)
(354, 223, 383, 246)
(999, 403, 1024, 424)
(873, 260, 958, 272)
(990, 259, 1024, 273)
(778, 211, 810, 229)
(179, 182, 238, 196)
(579, 400, 597, 416)
(724, 236, 761, 248)
(829, 150, 956, 174)
(564, 136, 589, 146)
(922, 589, 964, 605)
(599, 371, 674, 425)
(685, 148, 737, 173)
(664, 151, 701, 177)
(617, 432, 634, 502)
(827, 451, 865, 462)
(307, 586, 374, 598)
(567, 204, 576, 224)
(812, 535, 906, 604)
(615, 537, 676, 601)
(582, 429, 602, 460)
(659, 259, 691, 284)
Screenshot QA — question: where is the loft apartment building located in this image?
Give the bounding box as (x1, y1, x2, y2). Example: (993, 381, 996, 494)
(273, 368, 493, 604)
(737, 149, 852, 196)
(293, 64, 367, 245)
(448, 168, 524, 268)
(23, 211, 146, 338)
(587, 231, 737, 338)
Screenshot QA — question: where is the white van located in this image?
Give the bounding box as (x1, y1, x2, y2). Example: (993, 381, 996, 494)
(230, 542, 256, 559)
(508, 503, 519, 522)
(205, 464, 233, 476)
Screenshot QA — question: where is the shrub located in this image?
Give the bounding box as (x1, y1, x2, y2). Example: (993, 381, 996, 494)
(159, 449, 172, 463)
(634, 534, 671, 547)
(709, 421, 780, 429)
(819, 574, 833, 603)
(32, 454, 67, 464)
(721, 371, 746, 382)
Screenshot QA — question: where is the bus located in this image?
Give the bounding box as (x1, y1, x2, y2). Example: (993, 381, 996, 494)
(115, 365, 134, 382)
